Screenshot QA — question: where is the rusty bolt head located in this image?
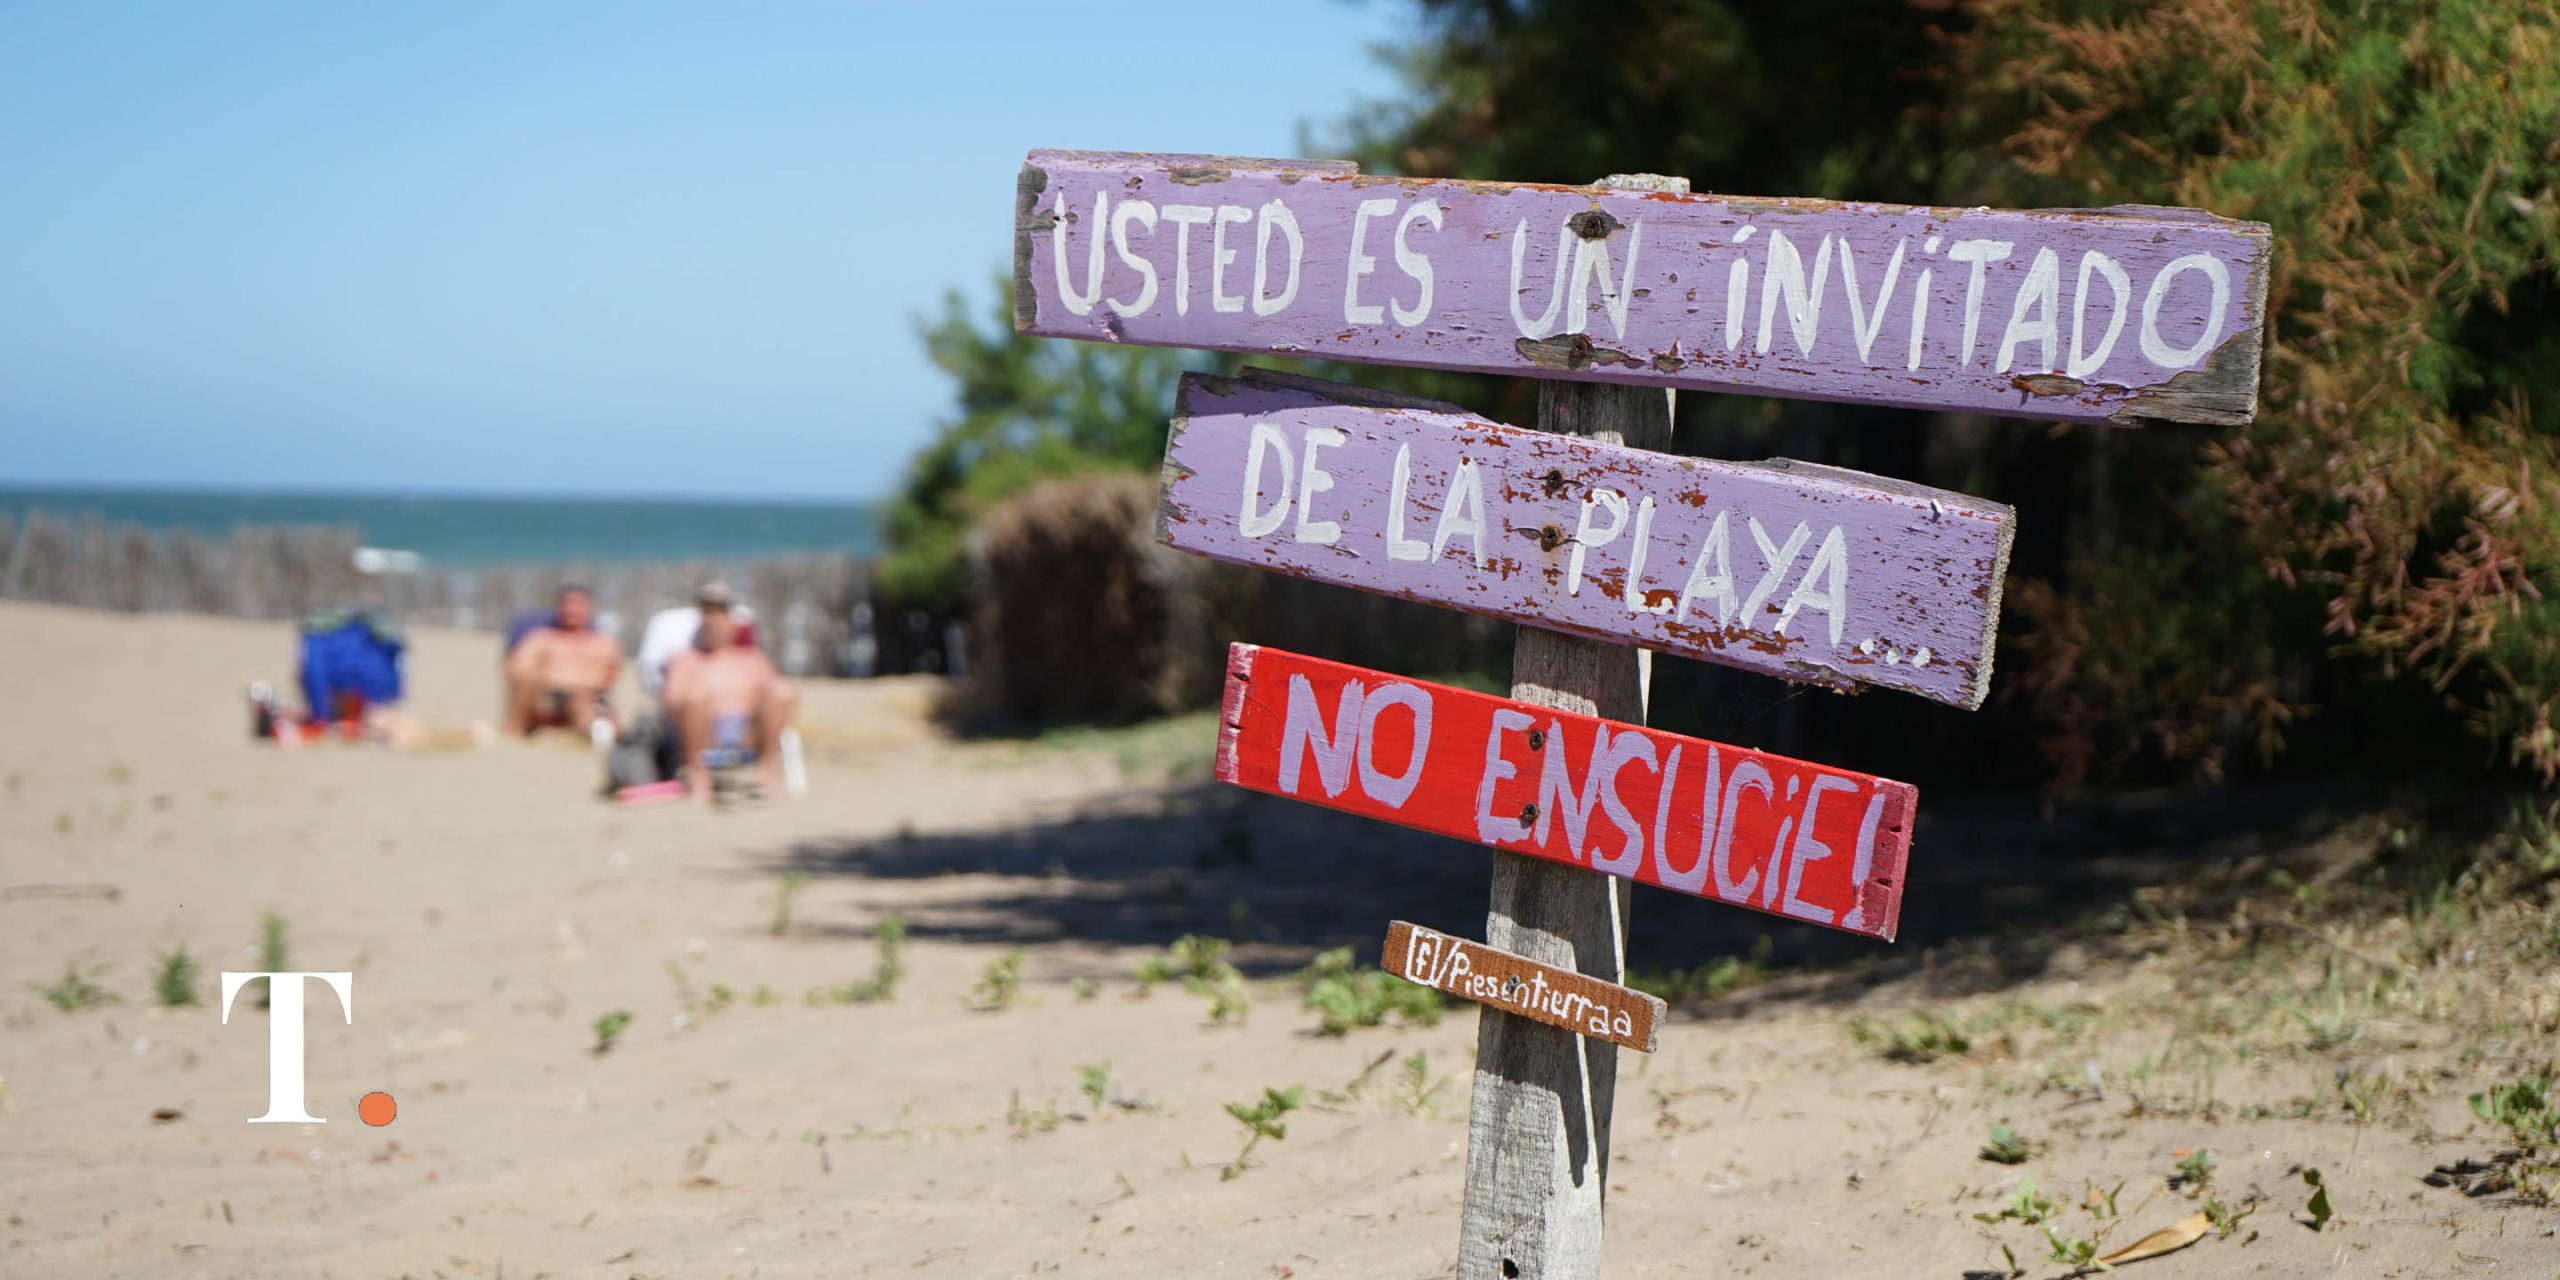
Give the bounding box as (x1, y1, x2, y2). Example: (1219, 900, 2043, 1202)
(1539, 525, 1563, 551)
(1526, 728, 1546, 751)
(1541, 469, 1567, 496)
(1518, 802, 1539, 825)
(1567, 209, 1622, 241)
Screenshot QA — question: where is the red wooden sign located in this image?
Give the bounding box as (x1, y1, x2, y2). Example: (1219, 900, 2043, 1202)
(1384, 920, 1666, 1052)
(1218, 644, 1916, 940)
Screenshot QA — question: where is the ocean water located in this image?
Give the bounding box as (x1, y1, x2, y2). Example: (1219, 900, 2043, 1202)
(0, 486, 879, 567)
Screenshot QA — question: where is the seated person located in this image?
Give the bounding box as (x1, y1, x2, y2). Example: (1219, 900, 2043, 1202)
(636, 597, 757, 699)
(503, 586, 621, 737)
(661, 583, 796, 798)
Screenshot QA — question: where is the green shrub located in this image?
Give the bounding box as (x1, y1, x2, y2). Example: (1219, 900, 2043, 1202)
(1294, 945, 1444, 1035)
(1356, 0, 2560, 789)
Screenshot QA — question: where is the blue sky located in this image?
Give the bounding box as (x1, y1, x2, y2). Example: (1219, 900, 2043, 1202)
(0, 2, 1412, 499)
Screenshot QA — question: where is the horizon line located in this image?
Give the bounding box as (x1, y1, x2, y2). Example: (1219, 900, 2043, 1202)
(0, 479, 887, 507)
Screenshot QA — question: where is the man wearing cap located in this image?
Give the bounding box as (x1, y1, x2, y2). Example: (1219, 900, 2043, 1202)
(660, 582, 798, 799)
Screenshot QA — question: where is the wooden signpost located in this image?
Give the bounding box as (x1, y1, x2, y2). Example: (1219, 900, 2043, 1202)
(1217, 643, 1917, 940)
(1163, 368, 2014, 709)
(1011, 149, 2269, 1280)
(1016, 150, 2273, 427)
(1384, 920, 1666, 1053)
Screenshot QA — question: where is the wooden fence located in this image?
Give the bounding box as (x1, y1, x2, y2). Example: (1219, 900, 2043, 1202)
(0, 509, 949, 678)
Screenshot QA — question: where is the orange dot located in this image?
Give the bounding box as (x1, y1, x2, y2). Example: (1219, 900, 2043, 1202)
(358, 1091, 397, 1126)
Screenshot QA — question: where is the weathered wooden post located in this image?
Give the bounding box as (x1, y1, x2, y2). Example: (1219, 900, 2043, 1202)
(1014, 147, 2268, 1278)
(1461, 173, 1677, 1280)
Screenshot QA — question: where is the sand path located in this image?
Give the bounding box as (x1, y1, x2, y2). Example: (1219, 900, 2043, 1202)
(1, 602, 2549, 1278)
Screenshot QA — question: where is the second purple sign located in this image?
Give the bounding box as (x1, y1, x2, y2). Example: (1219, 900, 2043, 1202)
(1159, 370, 2012, 709)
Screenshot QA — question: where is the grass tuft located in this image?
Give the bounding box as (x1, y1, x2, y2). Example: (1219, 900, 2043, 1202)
(971, 948, 1024, 1012)
(1854, 1011, 1973, 1064)
(152, 946, 199, 1007)
(827, 914, 909, 1004)
(30, 962, 115, 1013)
(1294, 946, 1442, 1035)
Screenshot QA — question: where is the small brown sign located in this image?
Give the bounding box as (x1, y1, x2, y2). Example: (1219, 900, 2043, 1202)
(1383, 920, 1667, 1052)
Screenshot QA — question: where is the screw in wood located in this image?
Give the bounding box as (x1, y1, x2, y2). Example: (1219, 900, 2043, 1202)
(1518, 802, 1538, 825)
(1526, 728, 1545, 751)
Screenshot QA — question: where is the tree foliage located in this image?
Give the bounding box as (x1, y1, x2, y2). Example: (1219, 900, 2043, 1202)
(882, 278, 1196, 604)
(1944, 0, 2560, 782)
(896, 0, 2560, 786)
(1347, 0, 2560, 788)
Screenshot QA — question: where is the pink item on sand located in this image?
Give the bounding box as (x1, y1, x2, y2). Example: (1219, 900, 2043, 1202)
(615, 780, 688, 806)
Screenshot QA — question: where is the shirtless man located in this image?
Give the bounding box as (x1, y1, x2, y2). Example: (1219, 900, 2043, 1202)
(661, 583, 797, 798)
(502, 586, 621, 736)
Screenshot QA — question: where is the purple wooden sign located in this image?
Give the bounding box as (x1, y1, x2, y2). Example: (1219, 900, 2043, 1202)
(1160, 370, 2014, 709)
(1018, 150, 2270, 427)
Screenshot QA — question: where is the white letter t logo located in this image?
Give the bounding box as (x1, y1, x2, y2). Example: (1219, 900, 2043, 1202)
(221, 971, 353, 1123)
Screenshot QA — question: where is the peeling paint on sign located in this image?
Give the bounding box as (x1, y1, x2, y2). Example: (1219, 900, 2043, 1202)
(1018, 149, 2272, 427)
(1219, 645, 1918, 941)
(1162, 369, 2014, 709)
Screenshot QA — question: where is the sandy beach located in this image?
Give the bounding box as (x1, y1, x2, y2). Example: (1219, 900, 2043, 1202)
(2, 600, 2553, 1278)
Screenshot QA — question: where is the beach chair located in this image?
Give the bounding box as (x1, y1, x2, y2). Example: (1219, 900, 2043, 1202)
(297, 608, 404, 724)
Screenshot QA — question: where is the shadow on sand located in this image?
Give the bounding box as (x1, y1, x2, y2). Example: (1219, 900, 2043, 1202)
(767, 773, 2369, 994)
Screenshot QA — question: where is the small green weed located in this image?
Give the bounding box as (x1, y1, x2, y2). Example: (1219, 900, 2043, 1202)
(30, 962, 114, 1013)
(1854, 1012, 1972, 1064)
(152, 946, 199, 1007)
(1980, 1123, 2032, 1165)
(1296, 946, 1442, 1035)
(2470, 1077, 2558, 1148)
(1220, 1085, 1303, 1180)
(591, 1009, 632, 1054)
(1008, 1089, 1061, 1137)
(2335, 1068, 2385, 1123)
(828, 913, 909, 1003)
(2171, 1148, 2215, 1191)
(2204, 1197, 2253, 1237)
(1137, 935, 1249, 1024)
(769, 870, 809, 936)
(2040, 1227, 2101, 1273)
(971, 948, 1024, 1011)
(1973, 1175, 2057, 1225)
(2081, 1179, 2123, 1220)
(1079, 1062, 1111, 1113)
